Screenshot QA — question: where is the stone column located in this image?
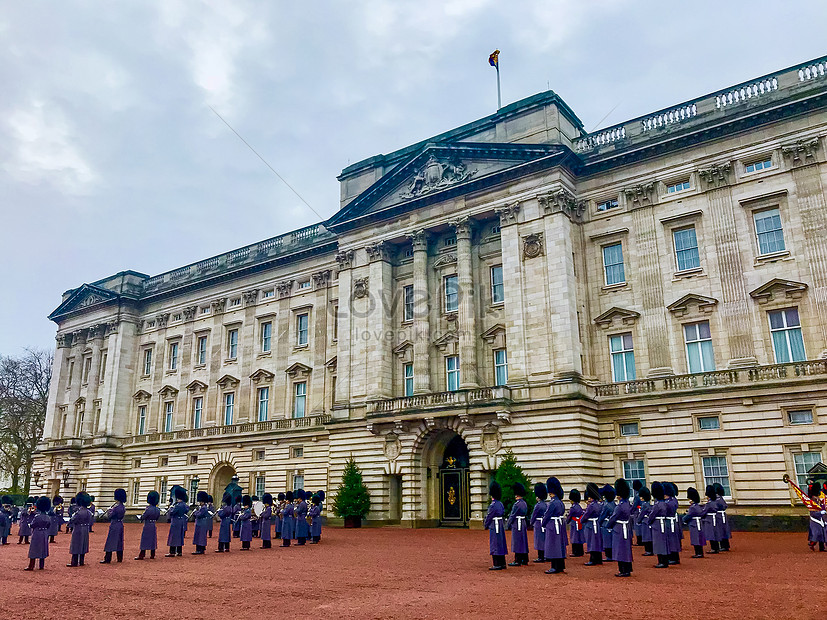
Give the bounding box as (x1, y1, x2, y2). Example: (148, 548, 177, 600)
(64, 328, 87, 437)
(311, 271, 331, 412)
(44, 333, 72, 440)
(81, 324, 105, 436)
(333, 251, 354, 412)
(494, 204, 527, 384)
(366, 243, 394, 399)
(408, 231, 431, 394)
(450, 217, 479, 388)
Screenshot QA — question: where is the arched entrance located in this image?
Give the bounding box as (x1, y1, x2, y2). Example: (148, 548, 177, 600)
(211, 463, 236, 501)
(420, 431, 471, 527)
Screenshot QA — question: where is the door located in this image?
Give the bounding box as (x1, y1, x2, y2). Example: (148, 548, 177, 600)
(439, 468, 470, 526)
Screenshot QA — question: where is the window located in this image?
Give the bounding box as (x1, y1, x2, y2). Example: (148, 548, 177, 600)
(258, 387, 269, 422)
(227, 329, 238, 359)
(132, 458, 141, 469)
(200, 306, 210, 315)
(667, 179, 691, 194)
(403, 363, 414, 397)
(298, 280, 311, 290)
(292, 474, 305, 492)
(172, 313, 183, 322)
(702, 456, 730, 496)
(189, 478, 199, 501)
(297, 313, 309, 346)
(619, 422, 639, 437)
(291, 446, 304, 459)
(261, 322, 272, 353)
(494, 349, 508, 386)
(444, 236, 457, 247)
(255, 476, 266, 497)
(131, 481, 140, 505)
(491, 224, 501, 235)
(602, 243, 625, 285)
(263, 289, 275, 299)
(82, 357, 91, 383)
(197, 335, 208, 365)
(684, 321, 715, 373)
(769, 308, 806, 363)
(168, 342, 178, 371)
(491, 266, 504, 304)
(444, 275, 459, 312)
(446, 356, 460, 392)
(673, 226, 700, 272)
(68, 360, 75, 385)
(293, 382, 307, 418)
(99, 351, 107, 383)
(255, 450, 266, 461)
(137, 406, 146, 435)
(159, 478, 168, 501)
(403, 285, 414, 322)
(609, 333, 635, 382)
(331, 375, 337, 407)
(193, 397, 203, 429)
(164, 401, 174, 433)
(333, 306, 339, 340)
(597, 198, 619, 212)
(160, 457, 169, 467)
(143, 349, 152, 376)
(754, 208, 786, 255)
(229, 298, 241, 307)
(224, 393, 235, 426)
(189, 454, 198, 465)
(794, 451, 822, 487)
(622, 459, 646, 486)
(788, 409, 814, 425)
(698, 415, 721, 431)
(745, 158, 772, 173)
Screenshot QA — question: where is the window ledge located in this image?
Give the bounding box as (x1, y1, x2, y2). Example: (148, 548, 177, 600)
(165, 369, 178, 375)
(400, 320, 413, 326)
(293, 344, 309, 351)
(192, 364, 206, 370)
(224, 358, 238, 365)
(672, 268, 705, 281)
(490, 302, 505, 309)
(601, 282, 628, 293)
(257, 352, 272, 359)
(755, 250, 791, 265)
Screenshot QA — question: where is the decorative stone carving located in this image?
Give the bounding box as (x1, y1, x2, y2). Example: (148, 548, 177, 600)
(698, 163, 732, 188)
(458, 413, 475, 428)
(216, 374, 240, 389)
(538, 188, 582, 220)
(383, 432, 402, 461)
(70, 329, 87, 345)
(55, 333, 70, 349)
(186, 380, 208, 394)
(353, 277, 369, 299)
(275, 280, 294, 299)
(87, 324, 105, 340)
(522, 233, 544, 260)
(249, 369, 275, 384)
(481, 423, 503, 455)
(77, 293, 106, 309)
(399, 155, 477, 199)
(155, 313, 170, 329)
(335, 250, 354, 270)
(494, 203, 520, 226)
(624, 182, 655, 206)
(432, 253, 457, 269)
(782, 138, 820, 166)
(393, 420, 407, 434)
(105, 320, 119, 335)
(749, 279, 808, 304)
(132, 389, 152, 403)
(312, 270, 331, 288)
(285, 362, 312, 379)
(392, 340, 413, 360)
(365, 242, 391, 263)
(407, 229, 429, 251)
(242, 289, 259, 306)
(210, 298, 227, 314)
(593, 306, 641, 329)
(182, 305, 198, 321)
(158, 385, 178, 398)
(667, 294, 719, 317)
(448, 216, 473, 239)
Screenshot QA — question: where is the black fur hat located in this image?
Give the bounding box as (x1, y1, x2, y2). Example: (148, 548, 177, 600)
(569, 488, 581, 503)
(147, 491, 160, 506)
(25, 496, 35, 506)
(584, 482, 601, 501)
(632, 479, 643, 492)
(809, 483, 821, 498)
(489, 481, 502, 501)
(0, 495, 11, 505)
(297, 489, 306, 501)
(278, 492, 286, 501)
(77, 492, 92, 508)
(651, 481, 665, 501)
(69, 496, 77, 505)
(36, 496, 51, 512)
(533, 483, 548, 501)
(222, 493, 233, 505)
(197, 490, 209, 504)
(601, 484, 616, 502)
(546, 477, 564, 499)
(714, 483, 725, 498)
(311, 494, 320, 505)
(705, 484, 717, 500)
(317, 490, 325, 502)
(114, 488, 127, 503)
(242, 494, 252, 507)
(262, 493, 273, 505)
(615, 478, 631, 500)
(513, 482, 526, 497)
(639, 487, 651, 502)
(174, 487, 187, 502)
(687, 487, 701, 504)
(251, 495, 259, 502)
(207, 494, 214, 503)
(670, 482, 680, 496)
(285, 491, 294, 502)
(53, 495, 63, 505)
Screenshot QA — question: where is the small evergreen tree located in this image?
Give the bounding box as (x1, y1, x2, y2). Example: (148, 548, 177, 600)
(493, 449, 536, 515)
(331, 457, 371, 519)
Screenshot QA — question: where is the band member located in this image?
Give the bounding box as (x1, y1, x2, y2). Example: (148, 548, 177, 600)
(251, 494, 260, 538)
(599, 484, 616, 562)
(295, 489, 309, 545)
(101, 488, 127, 563)
(238, 495, 253, 550)
(25, 497, 52, 570)
(280, 491, 294, 547)
(48, 495, 63, 543)
(191, 491, 211, 555)
(88, 496, 96, 532)
(309, 494, 322, 544)
(542, 477, 567, 574)
(18, 497, 34, 544)
(637, 487, 653, 556)
(216, 493, 234, 553)
(646, 482, 670, 568)
(607, 478, 633, 577)
(567, 488, 585, 557)
(530, 482, 548, 563)
(714, 483, 731, 551)
(136, 490, 161, 560)
(582, 483, 603, 566)
(67, 492, 93, 567)
(663, 482, 681, 565)
(631, 479, 643, 546)
(0, 496, 11, 544)
(275, 492, 285, 540)
(807, 482, 826, 552)
(683, 487, 707, 558)
(66, 496, 78, 534)
(506, 482, 529, 566)
(166, 487, 189, 557)
(703, 485, 720, 554)
(232, 495, 242, 538)
(484, 481, 507, 570)
(206, 495, 215, 538)
(260, 493, 273, 549)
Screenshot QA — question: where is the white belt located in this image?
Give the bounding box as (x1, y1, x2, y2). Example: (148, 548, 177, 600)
(492, 516, 503, 534)
(711, 513, 717, 527)
(535, 518, 545, 533)
(717, 510, 727, 524)
(693, 516, 703, 530)
(656, 516, 668, 533)
(811, 516, 825, 528)
(588, 517, 599, 533)
(548, 516, 564, 535)
(668, 516, 677, 533)
(515, 516, 525, 531)
(616, 519, 629, 539)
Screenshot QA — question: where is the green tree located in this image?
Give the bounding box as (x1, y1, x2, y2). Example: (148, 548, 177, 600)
(331, 457, 371, 519)
(493, 449, 536, 516)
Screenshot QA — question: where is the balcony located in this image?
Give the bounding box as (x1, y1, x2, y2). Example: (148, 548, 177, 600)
(366, 387, 511, 417)
(595, 359, 827, 397)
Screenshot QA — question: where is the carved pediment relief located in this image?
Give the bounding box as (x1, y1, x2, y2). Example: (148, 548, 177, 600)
(133, 390, 152, 403)
(399, 155, 477, 200)
(749, 279, 808, 304)
(249, 369, 275, 384)
(285, 362, 312, 379)
(324, 356, 337, 372)
(48, 283, 119, 321)
(433, 253, 457, 269)
(667, 294, 719, 317)
(480, 324, 506, 348)
(392, 340, 413, 360)
(593, 306, 641, 329)
(434, 331, 459, 354)
(158, 385, 179, 398)
(185, 380, 208, 394)
(216, 374, 240, 389)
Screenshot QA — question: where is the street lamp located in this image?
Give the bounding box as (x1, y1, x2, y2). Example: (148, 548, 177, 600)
(62, 468, 71, 492)
(33, 471, 41, 488)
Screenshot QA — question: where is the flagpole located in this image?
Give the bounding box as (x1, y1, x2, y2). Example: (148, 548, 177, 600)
(496, 64, 502, 110)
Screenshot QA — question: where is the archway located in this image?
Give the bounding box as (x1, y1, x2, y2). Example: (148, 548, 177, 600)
(420, 430, 471, 527)
(211, 463, 236, 501)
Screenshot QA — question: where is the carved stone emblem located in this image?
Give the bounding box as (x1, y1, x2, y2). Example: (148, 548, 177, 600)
(182, 305, 198, 321)
(335, 250, 354, 270)
(276, 280, 294, 299)
(400, 155, 477, 199)
(156, 313, 170, 329)
(495, 203, 520, 226)
(242, 289, 259, 305)
(522, 233, 544, 260)
(698, 163, 731, 188)
(782, 138, 820, 166)
(624, 182, 655, 206)
(353, 277, 369, 299)
(481, 423, 503, 455)
(383, 432, 402, 461)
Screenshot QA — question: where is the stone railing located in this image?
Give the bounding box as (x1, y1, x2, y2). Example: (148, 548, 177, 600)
(121, 414, 332, 445)
(595, 359, 827, 397)
(142, 223, 335, 295)
(574, 54, 827, 154)
(367, 386, 509, 415)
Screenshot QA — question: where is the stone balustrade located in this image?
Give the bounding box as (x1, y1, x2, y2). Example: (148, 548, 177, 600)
(799, 62, 826, 82)
(367, 386, 509, 416)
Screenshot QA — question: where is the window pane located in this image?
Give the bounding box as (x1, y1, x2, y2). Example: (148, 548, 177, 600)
(603, 244, 625, 285)
(702, 456, 730, 496)
(624, 352, 636, 381)
(622, 459, 645, 486)
(784, 308, 800, 327)
(794, 452, 822, 487)
(768, 310, 785, 330)
(788, 409, 813, 425)
(698, 416, 720, 430)
(771, 331, 791, 363)
(445, 276, 459, 312)
(491, 266, 504, 303)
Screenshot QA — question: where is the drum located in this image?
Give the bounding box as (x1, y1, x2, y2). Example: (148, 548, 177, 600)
(252, 501, 265, 518)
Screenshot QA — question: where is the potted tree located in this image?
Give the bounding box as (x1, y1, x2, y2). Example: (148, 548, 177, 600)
(332, 457, 371, 528)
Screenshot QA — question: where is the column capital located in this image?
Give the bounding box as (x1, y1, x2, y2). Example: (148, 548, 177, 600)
(87, 324, 106, 341)
(782, 137, 820, 167)
(448, 216, 473, 239)
(494, 203, 520, 226)
(242, 289, 259, 306)
(312, 269, 331, 288)
(698, 162, 732, 189)
(55, 333, 71, 349)
(365, 241, 392, 263)
(407, 229, 430, 252)
(209, 298, 226, 315)
(335, 249, 355, 270)
(182, 305, 198, 321)
(275, 280, 294, 299)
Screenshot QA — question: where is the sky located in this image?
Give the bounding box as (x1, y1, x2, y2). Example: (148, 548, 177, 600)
(2, 0, 826, 355)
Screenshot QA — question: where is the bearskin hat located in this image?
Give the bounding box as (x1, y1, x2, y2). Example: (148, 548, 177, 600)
(207, 495, 214, 504)
(53, 495, 63, 505)
(113, 488, 127, 503)
(809, 483, 821, 498)
(546, 477, 564, 499)
(77, 492, 92, 508)
(69, 496, 77, 505)
(713, 483, 725, 498)
(25, 497, 35, 506)
(285, 491, 294, 502)
(197, 490, 209, 504)
(311, 494, 320, 505)
(36, 496, 51, 512)
(632, 479, 643, 492)
(0, 495, 11, 505)
(147, 491, 160, 506)
(317, 490, 326, 501)
(533, 482, 548, 501)
(242, 494, 252, 507)
(705, 484, 717, 501)
(489, 481, 502, 501)
(569, 488, 581, 503)
(585, 482, 601, 502)
(222, 493, 233, 506)
(513, 482, 526, 497)
(262, 493, 273, 505)
(297, 489, 306, 501)
(278, 492, 286, 501)
(174, 486, 187, 502)
(615, 478, 631, 500)
(651, 482, 665, 501)
(601, 484, 616, 502)
(639, 487, 651, 502)
(687, 487, 701, 504)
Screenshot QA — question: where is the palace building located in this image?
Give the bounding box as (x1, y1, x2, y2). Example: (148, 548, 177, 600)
(35, 55, 827, 526)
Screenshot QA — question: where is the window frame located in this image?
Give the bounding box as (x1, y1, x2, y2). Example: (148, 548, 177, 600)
(596, 198, 620, 212)
(192, 396, 203, 429)
(196, 335, 208, 366)
(696, 415, 721, 431)
(493, 349, 508, 387)
(403, 362, 414, 397)
(164, 401, 174, 433)
(684, 320, 715, 373)
(768, 308, 806, 363)
(602, 242, 626, 286)
(227, 328, 239, 360)
(622, 459, 646, 487)
(618, 421, 640, 437)
(168, 342, 179, 371)
(793, 450, 823, 487)
(446, 356, 460, 392)
(609, 332, 636, 382)
(490, 265, 504, 305)
(666, 179, 691, 194)
(701, 455, 731, 497)
(403, 285, 414, 322)
(444, 274, 459, 313)
(296, 313, 309, 347)
(744, 157, 773, 174)
(260, 321, 272, 353)
(223, 392, 235, 426)
(672, 225, 701, 273)
(137, 405, 147, 435)
(293, 381, 307, 418)
(143, 348, 153, 376)
(787, 408, 814, 426)
(257, 386, 269, 422)
(753, 207, 786, 256)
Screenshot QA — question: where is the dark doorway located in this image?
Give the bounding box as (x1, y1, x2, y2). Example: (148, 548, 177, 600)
(438, 435, 470, 526)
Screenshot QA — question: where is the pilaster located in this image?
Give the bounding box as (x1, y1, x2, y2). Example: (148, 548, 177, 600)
(366, 243, 394, 399)
(494, 204, 527, 384)
(409, 231, 432, 394)
(333, 251, 354, 412)
(449, 217, 479, 388)
(81, 324, 105, 435)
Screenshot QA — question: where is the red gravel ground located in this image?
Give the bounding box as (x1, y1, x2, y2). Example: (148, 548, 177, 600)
(0, 525, 822, 619)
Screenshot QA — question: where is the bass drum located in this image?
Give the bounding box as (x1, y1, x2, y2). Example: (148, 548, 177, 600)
(251, 501, 265, 518)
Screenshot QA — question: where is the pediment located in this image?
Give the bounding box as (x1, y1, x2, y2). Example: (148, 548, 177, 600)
(433, 253, 458, 269)
(328, 142, 568, 231)
(749, 279, 808, 304)
(593, 307, 640, 328)
(216, 374, 240, 389)
(667, 294, 719, 316)
(392, 340, 413, 361)
(186, 380, 208, 393)
(249, 369, 275, 384)
(285, 362, 312, 378)
(324, 356, 337, 371)
(433, 330, 460, 354)
(132, 389, 152, 402)
(480, 324, 506, 346)
(158, 385, 178, 398)
(49, 283, 119, 321)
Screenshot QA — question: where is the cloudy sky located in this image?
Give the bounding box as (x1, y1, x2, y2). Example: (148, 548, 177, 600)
(2, 0, 825, 355)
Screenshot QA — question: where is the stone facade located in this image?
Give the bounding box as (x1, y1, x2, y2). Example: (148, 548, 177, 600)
(34, 56, 827, 526)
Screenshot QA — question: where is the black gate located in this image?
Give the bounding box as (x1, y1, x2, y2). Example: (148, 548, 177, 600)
(438, 435, 471, 526)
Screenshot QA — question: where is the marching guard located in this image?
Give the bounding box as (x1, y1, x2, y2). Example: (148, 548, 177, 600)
(295, 489, 310, 546)
(582, 482, 603, 566)
(309, 493, 322, 544)
(18, 497, 34, 544)
(663, 482, 681, 565)
(136, 490, 161, 560)
(483, 481, 507, 570)
(598, 485, 616, 562)
(0, 496, 11, 545)
(683, 487, 707, 558)
(238, 495, 253, 550)
(714, 483, 731, 551)
(166, 487, 189, 557)
(506, 482, 529, 566)
(567, 488, 585, 557)
(275, 492, 285, 539)
(207, 494, 215, 539)
(530, 482, 548, 563)
(646, 482, 670, 568)
(808, 482, 826, 552)
(280, 491, 294, 547)
(631, 480, 643, 546)
(703, 485, 720, 554)
(68, 492, 93, 567)
(101, 488, 127, 563)
(191, 491, 211, 554)
(48, 495, 63, 543)
(606, 479, 633, 578)
(260, 493, 273, 548)
(216, 493, 234, 553)
(541, 477, 567, 575)
(232, 495, 242, 538)
(26, 497, 52, 571)
(636, 487, 653, 556)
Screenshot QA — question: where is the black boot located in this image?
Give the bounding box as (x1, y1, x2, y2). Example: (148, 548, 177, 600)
(709, 540, 720, 554)
(150, 550, 155, 559)
(24, 558, 35, 571)
(49, 535, 56, 543)
(135, 550, 146, 560)
(100, 552, 112, 564)
(642, 541, 654, 556)
(116, 551, 123, 563)
(692, 545, 704, 558)
(67, 554, 79, 567)
(533, 551, 545, 563)
(585, 551, 603, 566)
(38, 558, 45, 570)
(79, 554, 85, 565)
(165, 546, 176, 557)
(721, 538, 730, 551)
(654, 554, 669, 568)
(668, 551, 680, 565)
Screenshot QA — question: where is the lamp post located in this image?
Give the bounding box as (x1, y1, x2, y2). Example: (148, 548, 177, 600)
(62, 468, 71, 494)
